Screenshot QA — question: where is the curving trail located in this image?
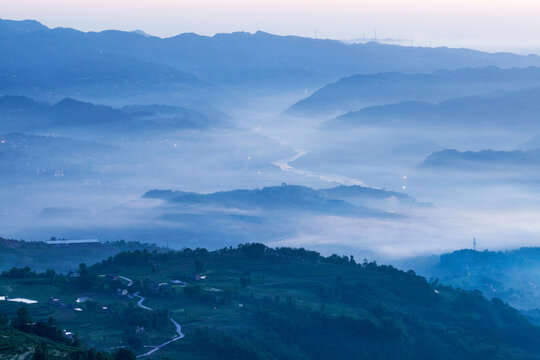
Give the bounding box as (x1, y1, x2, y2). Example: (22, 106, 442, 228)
(136, 319, 184, 358)
(118, 276, 134, 287)
(132, 291, 184, 358)
(133, 291, 152, 311)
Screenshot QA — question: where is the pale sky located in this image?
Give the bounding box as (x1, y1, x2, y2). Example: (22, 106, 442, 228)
(3, 0, 540, 54)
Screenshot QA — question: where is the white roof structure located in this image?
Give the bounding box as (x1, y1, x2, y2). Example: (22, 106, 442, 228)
(46, 239, 100, 245)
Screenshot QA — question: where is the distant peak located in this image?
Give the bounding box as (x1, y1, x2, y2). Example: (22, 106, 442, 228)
(56, 97, 81, 105)
(213, 31, 252, 38)
(54, 97, 99, 109)
(0, 94, 40, 105)
(0, 18, 48, 32)
(131, 29, 152, 38)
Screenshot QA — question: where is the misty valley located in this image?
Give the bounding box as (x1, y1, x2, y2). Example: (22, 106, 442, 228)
(3, 16, 540, 360)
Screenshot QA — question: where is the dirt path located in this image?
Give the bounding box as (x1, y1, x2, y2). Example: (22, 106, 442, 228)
(118, 276, 134, 287)
(132, 291, 185, 358)
(136, 319, 184, 358)
(133, 291, 152, 311)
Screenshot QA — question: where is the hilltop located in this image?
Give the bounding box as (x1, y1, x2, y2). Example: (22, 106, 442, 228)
(1, 244, 540, 359)
(0, 95, 222, 133)
(0, 238, 160, 273)
(406, 247, 540, 312)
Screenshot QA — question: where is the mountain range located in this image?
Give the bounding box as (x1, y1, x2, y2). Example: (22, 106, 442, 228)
(4, 18, 540, 100)
(289, 66, 540, 116)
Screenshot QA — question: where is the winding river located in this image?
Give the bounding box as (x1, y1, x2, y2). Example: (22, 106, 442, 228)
(272, 148, 368, 186)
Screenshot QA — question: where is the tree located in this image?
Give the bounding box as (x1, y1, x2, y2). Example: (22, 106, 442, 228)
(114, 349, 136, 360)
(47, 316, 55, 328)
(122, 330, 143, 351)
(194, 259, 205, 274)
(45, 269, 57, 278)
(32, 341, 48, 360)
(0, 313, 8, 327)
(76, 263, 96, 290)
(12, 306, 31, 330)
(240, 276, 251, 288)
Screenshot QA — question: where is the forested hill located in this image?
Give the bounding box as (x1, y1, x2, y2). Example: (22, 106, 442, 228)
(0, 238, 160, 273)
(2, 244, 540, 359)
(410, 248, 540, 311)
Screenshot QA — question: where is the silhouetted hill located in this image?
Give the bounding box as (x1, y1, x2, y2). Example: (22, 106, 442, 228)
(143, 184, 413, 216)
(318, 185, 414, 202)
(408, 247, 540, 311)
(289, 66, 540, 116)
(131, 29, 152, 37)
(334, 86, 540, 128)
(52, 98, 130, 126)
(122, 104, 221, 128)
(0, 96, 132, 131)
(0, 95, 223, 132)
(0, 238, 160, 272)
(423, 149, 540, 168)
(0, 20, 224, 103)
(0, 18, 47, 32)
(0, 95, 47, 112)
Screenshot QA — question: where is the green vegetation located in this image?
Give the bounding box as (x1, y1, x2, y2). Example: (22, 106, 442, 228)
(0, 238, 160, 273)
(1, 244, 540, 359)
(415, 248, 540, 311)
(0, 306, 135, 359)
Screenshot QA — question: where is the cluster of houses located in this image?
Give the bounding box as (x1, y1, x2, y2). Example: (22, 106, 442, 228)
(46, 273, 209, 317)
(46, 238, 100, 245)
(47, 297, 71, 309)
(141, 279, 176, 295)
(108, 272, 203, 296)
(48, 296, 110, 313)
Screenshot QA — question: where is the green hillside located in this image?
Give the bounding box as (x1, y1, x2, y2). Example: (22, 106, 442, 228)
(1, 244, 539, 359)
(0, 317, 128, 360)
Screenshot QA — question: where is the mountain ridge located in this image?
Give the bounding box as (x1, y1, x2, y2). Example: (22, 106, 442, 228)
(4, 18, 540, 94)
(289, 66, 540, 116)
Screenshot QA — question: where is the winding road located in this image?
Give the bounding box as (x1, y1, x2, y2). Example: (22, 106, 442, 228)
(132, 290, 184, 358)
(133, 292, 152, 311)
(136, 319, 184, 358)
(118, 276, 134, 287)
